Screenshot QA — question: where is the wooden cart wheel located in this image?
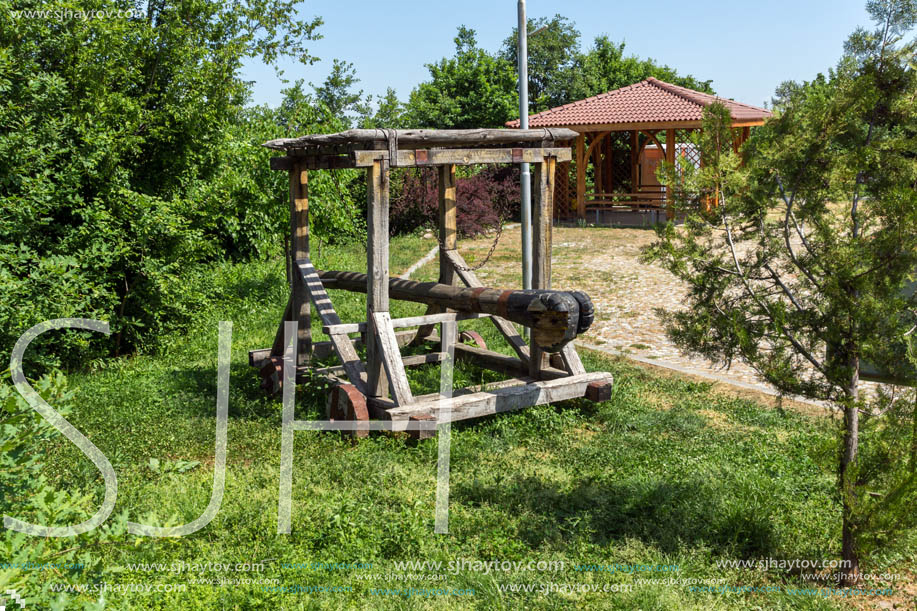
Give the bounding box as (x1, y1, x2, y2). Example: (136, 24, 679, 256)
(458, 330, 487, 350)
(326, 384, 370, 439)
(259, 356, 284, 396)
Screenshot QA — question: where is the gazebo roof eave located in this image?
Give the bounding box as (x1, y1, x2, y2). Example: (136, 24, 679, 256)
(515, 118, 768, 134)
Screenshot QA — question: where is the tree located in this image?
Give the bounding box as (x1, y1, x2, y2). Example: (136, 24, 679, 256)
(0, 0, 322, 366)
(313, 58, 369, 124)
(577, 36, 713, 99)
(501, 14, 581, 113)
(646, 0, 917, 585)
(405, 26, 517, 128)
(360, 87, 406, 128)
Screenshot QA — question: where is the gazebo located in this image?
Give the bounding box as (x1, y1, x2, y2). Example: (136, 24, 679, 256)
(507, 77, 772, 223)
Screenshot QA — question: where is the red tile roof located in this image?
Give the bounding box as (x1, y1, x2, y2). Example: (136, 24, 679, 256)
(505, 77, 772, 128)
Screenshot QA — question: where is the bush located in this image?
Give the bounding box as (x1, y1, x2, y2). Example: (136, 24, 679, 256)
(0, 371, 127, 608)
(390, 165, 520, 237)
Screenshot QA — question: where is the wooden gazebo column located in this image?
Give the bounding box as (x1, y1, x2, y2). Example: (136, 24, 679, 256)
(575, 133, 586, 219)
(665, 129, 675, 220)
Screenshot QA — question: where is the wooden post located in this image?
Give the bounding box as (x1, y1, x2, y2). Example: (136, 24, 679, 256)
(531, 157, 555, 377)
(438, 164, 457, 285)
(665, 128, 676, 221)
(575, 133, 586, 219)
(593, 135, 603, 196)
(290, 163, 311, 366)
(438, 164, 457, 364)
(630, 130, 639, 192)
(366, 160, 389, 398)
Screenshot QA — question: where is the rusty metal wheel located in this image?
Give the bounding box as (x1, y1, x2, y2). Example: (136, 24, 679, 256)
(326, 383, 369, 439)
(458, 330, 487, 350)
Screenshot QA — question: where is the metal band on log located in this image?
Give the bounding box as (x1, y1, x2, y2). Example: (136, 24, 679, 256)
(316, 270, 594, 352)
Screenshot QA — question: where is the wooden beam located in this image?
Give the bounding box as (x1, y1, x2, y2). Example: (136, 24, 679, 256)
(575, 133, 586, 219)
(380, 371, 614, 425)
(264, 128, 580, 151)
(531, 157, 554, 377)
(351, 147, 571, 168)
(665, 128, 676, 221)
(366, 160, 389, 397)
(294, 258, 367, 393)
(289, 163, 311, 366)
(371, 311, 413, 406)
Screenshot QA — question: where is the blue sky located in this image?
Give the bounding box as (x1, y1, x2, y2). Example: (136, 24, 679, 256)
(241, 0, 872, 111)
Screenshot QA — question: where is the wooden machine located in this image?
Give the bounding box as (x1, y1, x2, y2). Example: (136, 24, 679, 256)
(248, 128, 614, 437)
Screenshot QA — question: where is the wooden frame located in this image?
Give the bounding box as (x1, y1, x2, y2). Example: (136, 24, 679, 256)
(250, 128, 612, 435)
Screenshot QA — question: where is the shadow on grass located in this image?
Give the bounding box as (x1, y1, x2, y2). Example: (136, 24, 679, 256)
(453, 475, 777, 558)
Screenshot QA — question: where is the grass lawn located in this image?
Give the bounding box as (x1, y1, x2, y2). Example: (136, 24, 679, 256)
(24, 233, 914, 610)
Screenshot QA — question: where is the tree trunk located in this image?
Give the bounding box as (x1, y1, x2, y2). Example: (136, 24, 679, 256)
(839, 353, 861, 587)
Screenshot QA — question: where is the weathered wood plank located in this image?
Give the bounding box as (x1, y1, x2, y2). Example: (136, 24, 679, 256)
(372, 311, 413, 406)
(264, 128, 579, 151)
(559, 342, 587, 376)
(366, 159, 389, 397)
(290, 163, 311, 366)
(382, 372, 613, 425)
(293, 257, 366, 392)
(351, 147, 571, 168)
(530, 158, 555, 378)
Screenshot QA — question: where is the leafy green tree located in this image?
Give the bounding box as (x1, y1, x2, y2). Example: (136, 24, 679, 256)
(0, 0, 321, 365)
(501, 14, 581, 113)
(406, 26, 517, 128)
(577, 36, 713, 99)
(360, 87, 406, 128)
(646, 0, 917, 584)
(312, 58, 370, 125)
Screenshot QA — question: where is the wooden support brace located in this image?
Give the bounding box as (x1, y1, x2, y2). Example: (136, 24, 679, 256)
(371, 311, 414, 406)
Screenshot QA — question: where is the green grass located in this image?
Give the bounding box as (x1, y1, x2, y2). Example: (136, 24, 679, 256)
(24, 234, 907, 609)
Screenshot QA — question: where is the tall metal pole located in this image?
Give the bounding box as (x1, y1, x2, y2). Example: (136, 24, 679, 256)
(517, 0, 532, 295)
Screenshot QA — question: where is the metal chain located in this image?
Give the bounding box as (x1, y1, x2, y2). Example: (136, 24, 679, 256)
(437, 219, 505, 272)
